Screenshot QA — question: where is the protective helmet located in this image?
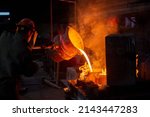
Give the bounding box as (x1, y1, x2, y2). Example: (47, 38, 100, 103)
(16, 18, 35, 31)
(16, 18, 38, 47)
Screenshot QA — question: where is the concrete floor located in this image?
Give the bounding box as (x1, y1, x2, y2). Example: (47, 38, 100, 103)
(19, 60, 66, 100)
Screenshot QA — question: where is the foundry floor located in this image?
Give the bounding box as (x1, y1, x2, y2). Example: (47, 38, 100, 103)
(18, 60, 150, 100)
(19, 60, 66, 100)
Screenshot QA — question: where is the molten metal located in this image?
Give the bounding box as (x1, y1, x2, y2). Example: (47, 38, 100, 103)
(78, 49, 93, 72)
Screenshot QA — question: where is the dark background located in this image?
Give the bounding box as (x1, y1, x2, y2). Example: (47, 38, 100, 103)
(0, 0, 75, 37)
(0, 0, 50, 23)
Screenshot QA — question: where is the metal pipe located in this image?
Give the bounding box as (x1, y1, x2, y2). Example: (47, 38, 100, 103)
(43, 78, 61, 89)
(59, 0, 77, 27)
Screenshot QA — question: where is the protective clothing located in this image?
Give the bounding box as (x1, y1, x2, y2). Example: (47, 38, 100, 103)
(0, 18, 38, 99)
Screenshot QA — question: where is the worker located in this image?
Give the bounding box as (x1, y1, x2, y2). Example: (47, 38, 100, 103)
(0, 18, 38, 99)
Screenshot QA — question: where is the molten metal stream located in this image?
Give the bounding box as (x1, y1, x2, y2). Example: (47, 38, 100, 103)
(78, 49, 93, 72)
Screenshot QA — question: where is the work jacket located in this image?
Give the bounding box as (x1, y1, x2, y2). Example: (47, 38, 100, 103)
(0, 31, 38, 99)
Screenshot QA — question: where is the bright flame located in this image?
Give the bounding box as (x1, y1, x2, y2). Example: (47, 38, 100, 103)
(101, 68, 106, 75)
(78, 49, 93, 72)
(79, 62, 90, 80)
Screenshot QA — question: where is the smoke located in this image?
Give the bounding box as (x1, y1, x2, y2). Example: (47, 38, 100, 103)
(77, 0, 118, 71)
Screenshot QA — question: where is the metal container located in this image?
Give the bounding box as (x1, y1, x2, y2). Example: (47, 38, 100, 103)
(50, 26, 84, 62)
(106, 33, 136, 86)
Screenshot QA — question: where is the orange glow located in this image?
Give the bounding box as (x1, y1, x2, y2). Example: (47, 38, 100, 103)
(63, 87, 69, 92)
(77, 1, 118, 80)
(101, 68, 106, 75)
(136, 54, 139, 78)
(68, 26, 84, 50)
(79, 62, 90, 80)
(65, 1, 121, 87)
(78, 49, 93, 72)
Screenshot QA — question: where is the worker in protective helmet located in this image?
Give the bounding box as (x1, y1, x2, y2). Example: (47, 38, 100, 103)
(16, 18, 38, 48)
(0, 18, 38, 99)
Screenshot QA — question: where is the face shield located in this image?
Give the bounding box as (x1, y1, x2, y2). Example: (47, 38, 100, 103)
(16, 18, 38, 47)
(28, 30, 38, 47)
